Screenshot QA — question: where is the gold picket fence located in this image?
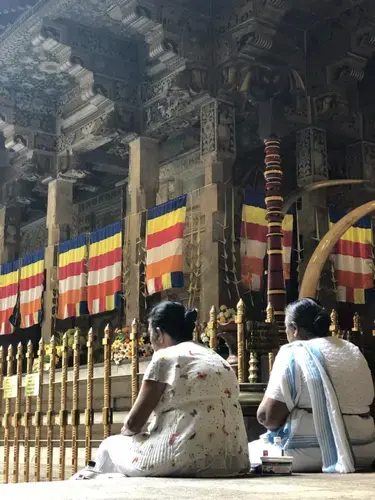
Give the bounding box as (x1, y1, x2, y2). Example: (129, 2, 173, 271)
(0, 321, 144, 485)
(0, 301, 252, 485)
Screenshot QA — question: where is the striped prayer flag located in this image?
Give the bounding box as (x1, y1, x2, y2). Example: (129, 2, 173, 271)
(146, 195, 187, 295)
(240, 192, 293, 291)
(20, 250, 44, 329)
(329, 211, 373, 304)
(57, 235, 88, 320)
(240, 192, 268, 291)
(88, 221, 122, 314)
(0, 260, 19, 334)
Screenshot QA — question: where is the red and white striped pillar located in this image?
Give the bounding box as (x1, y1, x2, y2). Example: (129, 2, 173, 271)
(264, 137, 286, 342)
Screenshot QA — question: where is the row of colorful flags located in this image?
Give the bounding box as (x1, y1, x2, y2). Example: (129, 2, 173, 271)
(0, 192, 373, 334)
(329, 211, 373, 305)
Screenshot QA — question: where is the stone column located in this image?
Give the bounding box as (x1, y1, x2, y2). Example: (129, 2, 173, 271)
(125, 137, 159, 323)
(200, 99, 236, 316)
(296, 127, 332, 305)
(42, 178, 73, 341)
(0, 205, 21, 264)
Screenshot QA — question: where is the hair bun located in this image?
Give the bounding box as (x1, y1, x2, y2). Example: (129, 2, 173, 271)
(184, 308, 198, 325)
(313, 312, 330, 332)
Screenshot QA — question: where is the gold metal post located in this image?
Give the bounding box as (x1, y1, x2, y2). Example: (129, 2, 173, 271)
(12, 343, 23, 483)
(34, 338, 44, 483)
(236, 299, 246, 383)
(352, 312, 360, 332)
(268, 352, 275, 374)
(59, 333, 68, 481)
(24, 340, 33, 483)
(131, 319, 139, 406)
(265, 303, 274, 324)
(209, 306, 217, 350)
(3, 345, 13, 484)
(329, 309, 339, 337)
(71, 329, 80, 476)
(102, 324, 112, 439)
(248, 351, 258, 384)
(85, 328, 94, 465)
(46, 336, 57, 482)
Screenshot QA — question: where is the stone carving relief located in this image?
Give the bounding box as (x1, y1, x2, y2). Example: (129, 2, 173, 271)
(73, 188, 123, 235)
(200, 100, 236, 159)
(215, 1, 256, 35)
(20, 217, 48, 257)
(296, 127, 328, 187)
(313, 93, 361, 139)
(159, 149, 202, 182)
(200, 100, 217, 157)
(218, 101, 236, 156)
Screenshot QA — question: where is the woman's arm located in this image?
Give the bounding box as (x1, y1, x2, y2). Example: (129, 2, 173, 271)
(257, 395, 290, 431)
(122, 379, 166, 435)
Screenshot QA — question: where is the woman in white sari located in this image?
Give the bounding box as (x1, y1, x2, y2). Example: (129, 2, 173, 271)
(73, 301, 249, 480)
(249, 298, 375, 473)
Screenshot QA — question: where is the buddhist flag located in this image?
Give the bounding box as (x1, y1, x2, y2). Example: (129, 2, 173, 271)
(240, 191, 294, 291)
(329, 211, 373, 304)
(20, 250, 44, 329)
(240, 192, 268, 291)
(146, 195, 187, 295)
(88, 222, 122, 314)
(0, 260, 19, 334)
(57, 235, 88, 319)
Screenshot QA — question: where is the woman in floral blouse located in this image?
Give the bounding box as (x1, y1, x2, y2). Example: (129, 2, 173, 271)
(73, 301, 249, 479)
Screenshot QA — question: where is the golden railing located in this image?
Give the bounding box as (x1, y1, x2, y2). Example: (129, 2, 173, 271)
(0, 326, 113, 484)
(0, 305, 364, 484)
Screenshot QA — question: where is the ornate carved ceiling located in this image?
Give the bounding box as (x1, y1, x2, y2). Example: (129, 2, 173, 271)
(0, 0, 375, 216)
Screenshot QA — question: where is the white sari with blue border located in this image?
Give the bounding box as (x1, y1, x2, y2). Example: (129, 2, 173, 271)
(265, 341, 356, 473)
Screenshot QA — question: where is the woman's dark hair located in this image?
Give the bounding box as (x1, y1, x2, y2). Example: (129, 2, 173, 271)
(285, 298, 330, 339)
(148, 301, 198, 343)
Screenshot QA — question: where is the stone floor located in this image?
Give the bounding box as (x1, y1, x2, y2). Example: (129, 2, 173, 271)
(0, 474, 374, 499)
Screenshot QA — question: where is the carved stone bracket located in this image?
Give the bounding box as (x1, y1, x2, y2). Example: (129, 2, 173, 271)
(200, 99, 236, 160)
(327, 53, 367, 88)
(32, 31, 114, 130)
(108, 0, 211, 75)
(313, 92, 362, 139)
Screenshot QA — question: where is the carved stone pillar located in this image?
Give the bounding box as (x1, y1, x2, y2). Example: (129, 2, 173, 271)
(125, 137, 159, 322)
(42, 179, 73, 341)
(200, 99, 236, 316)
(0, 205, 21, 264)
(296, 127, 332, 306)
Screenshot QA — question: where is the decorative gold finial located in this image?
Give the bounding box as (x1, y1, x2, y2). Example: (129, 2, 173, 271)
(268, 352, 275, 374)
(265, 303, 274, 324)
(329, 309, 339, 337)
(352, 312, 360, 332)
(248, 352, 258, 384)
(208, 306, 217, 350)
